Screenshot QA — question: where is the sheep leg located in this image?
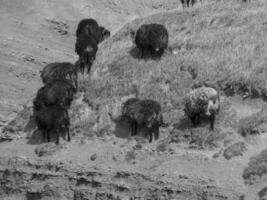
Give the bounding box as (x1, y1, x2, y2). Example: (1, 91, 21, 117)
(67, 127, 71, 142)
(86, 63, 92, 74)
(149, 131, 153, 143)
(72, 72, 78, 89)
(56, 128, 60, 145)
(140, 47, 144, 59)
(134, 121, 138, 136)
(43, 129, 47, 142)
(154, 125, 159, 140)
(80, 63, 85, 75)
(149, 46, 154, 58)
(75, 78, 78, 90)
(210, 114, 215, 130)
(181, 0, 185, 8)
(47, 129, 51, 142)
(131, 120, 137, 136)
(187, 0, 190, 7)
(130, 120, 134, 136)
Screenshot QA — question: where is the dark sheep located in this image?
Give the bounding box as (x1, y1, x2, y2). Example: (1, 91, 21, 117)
(76, 18, 102, 44)
(121, 98, 163, 142)
(33, 79, 76, 113)
(180, 0, 197, 7)
(40, 62, 78, 89)
(135, 23, 168, 58)
(99, 26, 111, 42)
(75, 33, 98, 74)
(35, 105, 70, 144)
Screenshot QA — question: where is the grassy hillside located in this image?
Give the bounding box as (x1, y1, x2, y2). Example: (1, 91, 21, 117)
(83, 0, 267, 128)
(0, 0, 181, 131)
(1, 1, 267, 199)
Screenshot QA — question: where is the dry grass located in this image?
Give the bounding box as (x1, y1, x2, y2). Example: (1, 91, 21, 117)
(83, 0, 267, 129)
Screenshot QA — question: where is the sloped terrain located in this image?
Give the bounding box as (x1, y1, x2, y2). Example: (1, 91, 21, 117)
(0, 0, 180, 130)
(0, 0, 267, 200)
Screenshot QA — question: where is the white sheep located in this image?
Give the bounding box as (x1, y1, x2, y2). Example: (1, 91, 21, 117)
(183, 86, 220, 130)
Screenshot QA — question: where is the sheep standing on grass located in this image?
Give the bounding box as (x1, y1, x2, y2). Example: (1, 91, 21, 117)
(33, 79, 76, 113)
(135, 23, 168, 58)
(75, 33, 98, 74)
(40, 62, 78, 89)
(121, 98, 163, 142)
(35, 105, 70, 144)
(183, 87, 220, 130)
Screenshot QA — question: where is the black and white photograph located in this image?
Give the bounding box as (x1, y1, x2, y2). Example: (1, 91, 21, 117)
(0, 0, 266, 199)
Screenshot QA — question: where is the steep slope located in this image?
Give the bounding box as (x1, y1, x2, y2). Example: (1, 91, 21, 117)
(1, 0, 267, 200)
(0, 0, 180, 130)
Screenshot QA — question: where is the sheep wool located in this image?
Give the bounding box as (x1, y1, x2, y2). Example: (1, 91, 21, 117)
(183, 87, 219, 117)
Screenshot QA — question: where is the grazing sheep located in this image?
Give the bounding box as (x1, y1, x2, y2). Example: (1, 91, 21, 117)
(75, 33, 98, 74)
(99, 26, 111, 42)
(122, 98, 163, 142)
(135, 23, 168, 58)
(33, 79, 76, 113)
(76, 18, 102, 44)
(181, 0, 196, 7)
(40, 62, 78, 89)
(35, 105, 70, 144)
(183, 87, 220, 130)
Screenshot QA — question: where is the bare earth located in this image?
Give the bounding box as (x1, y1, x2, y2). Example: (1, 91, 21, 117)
(0, 0, 267, 199)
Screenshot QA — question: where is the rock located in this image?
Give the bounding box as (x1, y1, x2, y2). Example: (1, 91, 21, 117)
(258, 187, 267, 199)
(212, 150, 222, 159)
(134, 143, 142, 150)
(90, 153, 97, 161)
(156, 142, 169, 153)
(239, 194, 245, 200)
(0, 135, 13, 142)
(125, 150, 136, 163)
(112, 155, 117, 161)
(223, 142, 246, 160)
(35, 143, 66, 157)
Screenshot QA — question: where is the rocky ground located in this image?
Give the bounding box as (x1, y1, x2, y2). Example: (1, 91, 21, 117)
(0, 0, 267, 199)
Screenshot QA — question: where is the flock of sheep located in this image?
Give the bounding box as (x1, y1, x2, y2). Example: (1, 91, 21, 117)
(33, 19, 110, 144)
(32, 10, 223, 144)
(180, 0, 249, 7)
